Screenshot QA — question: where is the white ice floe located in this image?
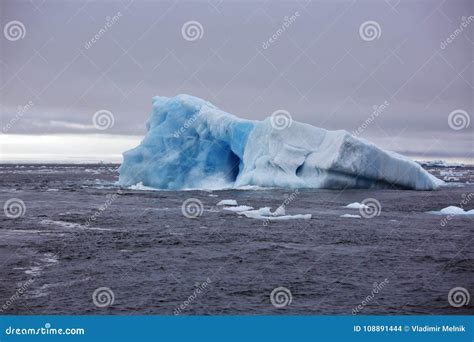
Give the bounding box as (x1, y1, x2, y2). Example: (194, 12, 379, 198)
(238, 206, 311, 221)
(345, 202, 369, 209)
(223, 205, 254, 212)
(217, 199, 238, 206)
(340, 214, 361, 218)
(428, 206, 474, 215)
(241, 210, 311, 221)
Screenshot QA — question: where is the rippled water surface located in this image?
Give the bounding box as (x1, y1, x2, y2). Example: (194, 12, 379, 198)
(0, 164, 472, 315)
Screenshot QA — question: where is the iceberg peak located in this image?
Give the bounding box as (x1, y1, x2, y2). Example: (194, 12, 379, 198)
(118, 94, 442, 190)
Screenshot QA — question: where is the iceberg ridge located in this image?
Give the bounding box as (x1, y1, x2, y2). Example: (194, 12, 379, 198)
(118, 95, 442, 190)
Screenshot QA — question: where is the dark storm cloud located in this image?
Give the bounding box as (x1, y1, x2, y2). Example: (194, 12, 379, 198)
(0, 0, 472, 159)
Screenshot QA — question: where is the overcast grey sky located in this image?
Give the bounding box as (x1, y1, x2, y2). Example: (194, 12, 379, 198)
(1, 0, 473, 162)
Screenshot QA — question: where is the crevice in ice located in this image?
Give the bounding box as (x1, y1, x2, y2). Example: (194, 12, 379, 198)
(227, 149, 241, 182)
(295, 162, 304, 177)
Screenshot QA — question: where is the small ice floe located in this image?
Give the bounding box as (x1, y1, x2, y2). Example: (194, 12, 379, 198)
(340, 214, 361, 218)
(242, 211, 312, 221)
(217, 199, 238, 206)
(223, 205, 254, 212)
(46, 189, 59, 192)
(428, 206, 474, 215)
(345, 202, 368, 209)
(239, 206, 311, 221)
(208, 194, 218, 197)
(239, 207, 272, 216)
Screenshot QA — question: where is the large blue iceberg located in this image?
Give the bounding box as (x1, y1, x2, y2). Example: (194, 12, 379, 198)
(118, 95, 442, 190)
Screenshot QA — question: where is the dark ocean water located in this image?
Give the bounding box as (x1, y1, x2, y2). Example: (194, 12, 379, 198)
(0, 164, 472, 315)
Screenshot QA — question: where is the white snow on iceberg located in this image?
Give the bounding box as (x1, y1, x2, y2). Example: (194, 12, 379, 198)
(118, 95, 442, 190)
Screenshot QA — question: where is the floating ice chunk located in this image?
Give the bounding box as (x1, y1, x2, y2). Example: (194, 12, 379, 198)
(238, 206, 311, 221)
(345, 202, 369, 209)
(241, 211, 311, 221)
(340, 214, 361, 218)
(118, 94, 442, 190)
(217, 199, 238, 206)
(429, 206, 474, 215)
(267, 214, 312, 221)
(25, 266, 43, 276)
(223, 205, 254, 212)
(273, 206, 286, 216)
(238, 207, 273, 216)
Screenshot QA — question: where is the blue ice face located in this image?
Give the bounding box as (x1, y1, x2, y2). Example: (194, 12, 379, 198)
(118, 95, 256, 189)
